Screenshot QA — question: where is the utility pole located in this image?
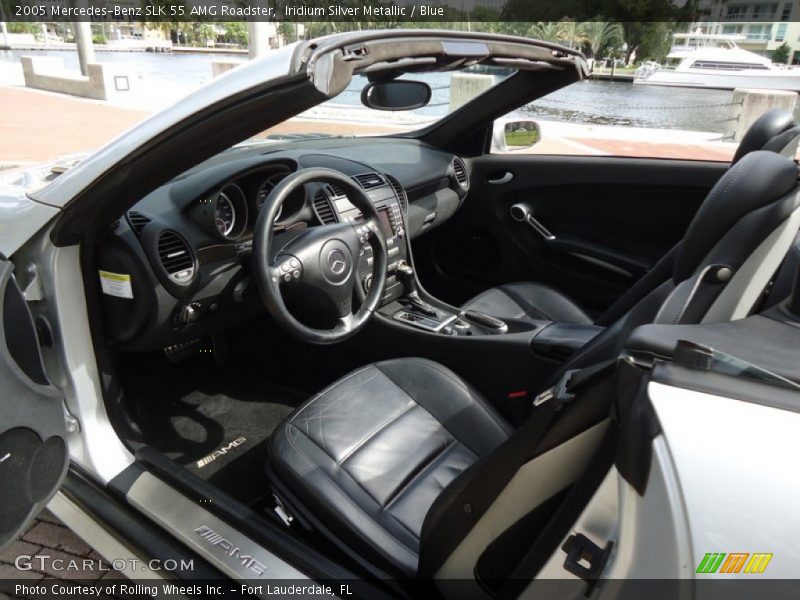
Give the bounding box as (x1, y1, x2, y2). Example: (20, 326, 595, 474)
(70, 0, 95, 75)
(247, 21, 269, 59)
(74, 21, 95, 75)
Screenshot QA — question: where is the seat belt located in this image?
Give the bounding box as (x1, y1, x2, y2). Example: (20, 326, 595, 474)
(496, 426, 619, 600)
(532, 359, 617, 411)
(418, 359, 617, 578)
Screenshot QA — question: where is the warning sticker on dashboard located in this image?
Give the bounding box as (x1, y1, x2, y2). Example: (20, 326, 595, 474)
(99, 270, 134, 299)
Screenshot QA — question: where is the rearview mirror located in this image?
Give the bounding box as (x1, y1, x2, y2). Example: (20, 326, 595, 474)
(360, 80, 432, 111)
(492, 119, 542, 152)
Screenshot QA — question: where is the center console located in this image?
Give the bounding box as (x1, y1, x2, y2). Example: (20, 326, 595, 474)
(329, 173, 604, 350)
(323, 178, 407, 305)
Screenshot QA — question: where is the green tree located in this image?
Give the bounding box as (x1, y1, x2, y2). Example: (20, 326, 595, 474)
(527, 21, 564, 43)
(581, 20, 623, 58)
(194, 23, 217, 46)
(598, 0, 684, 63)
(223, 22, 247, 46)
(772, 42, 791, 65)
(559, 18, 587, 49)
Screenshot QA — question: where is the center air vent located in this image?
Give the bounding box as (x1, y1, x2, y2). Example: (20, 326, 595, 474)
(452, 157, 469, 189)
(385, 174, 408, 213)
(126, 211, 151, 236)
(353, 172, 385, 190)
(157, 231, 195, 283)
(313, 190, 338, 225)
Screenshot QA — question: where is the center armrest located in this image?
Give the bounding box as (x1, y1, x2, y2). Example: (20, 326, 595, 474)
(531, 322, 605, 360)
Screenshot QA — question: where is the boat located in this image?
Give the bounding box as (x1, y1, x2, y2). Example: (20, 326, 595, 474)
(634, 31, 800, 92)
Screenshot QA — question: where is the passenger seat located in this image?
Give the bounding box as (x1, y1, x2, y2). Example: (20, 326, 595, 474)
(461, 108, 800, 326)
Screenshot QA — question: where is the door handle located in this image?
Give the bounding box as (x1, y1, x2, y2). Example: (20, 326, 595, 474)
(510, 203, 555, 240)
(488, 171, 514, 185)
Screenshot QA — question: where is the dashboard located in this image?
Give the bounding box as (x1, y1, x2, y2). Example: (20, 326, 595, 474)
(95, 137, 470, 351)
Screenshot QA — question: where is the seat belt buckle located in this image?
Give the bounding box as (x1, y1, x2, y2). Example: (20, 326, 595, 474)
(533, 369, 579, 408)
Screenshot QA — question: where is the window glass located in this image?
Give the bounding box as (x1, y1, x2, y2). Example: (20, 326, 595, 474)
(492, 79, 759, 161)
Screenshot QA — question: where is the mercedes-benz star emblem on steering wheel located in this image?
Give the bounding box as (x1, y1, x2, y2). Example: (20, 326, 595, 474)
(327, 249, 347, 275)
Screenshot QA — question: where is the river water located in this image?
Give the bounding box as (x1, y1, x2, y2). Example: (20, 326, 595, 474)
(2, 48, 796, 134)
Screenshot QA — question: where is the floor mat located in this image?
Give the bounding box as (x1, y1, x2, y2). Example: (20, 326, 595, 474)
(125, 356, 304, 505)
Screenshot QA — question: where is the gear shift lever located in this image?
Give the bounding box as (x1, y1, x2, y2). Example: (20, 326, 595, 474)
(396, 261, 437, 317)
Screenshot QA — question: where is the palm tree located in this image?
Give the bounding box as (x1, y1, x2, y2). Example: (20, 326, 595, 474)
(527, 21, 563, 43)
(558, 19, 587, 50)
(581, 21, 624, 58)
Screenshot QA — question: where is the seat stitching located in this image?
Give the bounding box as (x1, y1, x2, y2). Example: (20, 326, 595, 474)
(382, 438, 461, 511)
(338, 399, 417, 466)
(290, 364, 376, 422)
(386, 358, 513, 439)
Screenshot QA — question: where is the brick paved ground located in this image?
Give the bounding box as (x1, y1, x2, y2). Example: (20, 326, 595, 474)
(0, 509, 124, 599)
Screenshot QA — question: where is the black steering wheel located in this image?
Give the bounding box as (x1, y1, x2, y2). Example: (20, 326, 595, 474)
(253, 168, 388, 344)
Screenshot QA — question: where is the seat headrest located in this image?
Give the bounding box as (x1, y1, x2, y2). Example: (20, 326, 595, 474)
(674, 150, 798, 283)
(731, 108, 797, 165)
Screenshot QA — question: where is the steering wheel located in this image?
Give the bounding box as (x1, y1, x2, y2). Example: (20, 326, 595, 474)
(253, 168, 388, 344)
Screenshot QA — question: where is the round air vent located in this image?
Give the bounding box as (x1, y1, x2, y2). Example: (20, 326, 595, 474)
(451, 157, 469, 191)
(157, 230, 195, 284)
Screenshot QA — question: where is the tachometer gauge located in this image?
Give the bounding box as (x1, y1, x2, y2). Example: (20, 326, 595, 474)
(255, 171, 291, 221)
(215, 193, 236, 237)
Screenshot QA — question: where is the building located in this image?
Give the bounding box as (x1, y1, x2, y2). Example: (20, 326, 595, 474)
(688, 1, 800, 64)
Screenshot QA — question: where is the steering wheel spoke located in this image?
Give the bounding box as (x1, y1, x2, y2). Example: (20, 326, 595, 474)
(271, 254, 303, 285)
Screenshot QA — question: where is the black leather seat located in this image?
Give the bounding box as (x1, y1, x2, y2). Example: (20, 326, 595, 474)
(269, 151, 800, 581)
(268, 357, 511, 577)
(462, 108, 800, 327)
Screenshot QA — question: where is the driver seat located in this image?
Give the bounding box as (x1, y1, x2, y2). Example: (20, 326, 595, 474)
(267, 151, 800, 579)
(269, 357, 511, 576)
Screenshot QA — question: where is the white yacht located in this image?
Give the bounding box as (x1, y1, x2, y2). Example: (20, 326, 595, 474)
(634, 31, 800, 92)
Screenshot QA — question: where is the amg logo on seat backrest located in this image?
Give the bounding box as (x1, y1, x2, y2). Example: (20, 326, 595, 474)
(194, 525, 266, 575)
(196, 437, 247, 468)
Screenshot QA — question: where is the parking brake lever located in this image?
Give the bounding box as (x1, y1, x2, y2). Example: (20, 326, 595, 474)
(510, 203, 556, 241)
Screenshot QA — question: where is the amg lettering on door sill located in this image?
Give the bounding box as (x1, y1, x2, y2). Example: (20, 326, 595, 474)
(196, 437, 247, 467)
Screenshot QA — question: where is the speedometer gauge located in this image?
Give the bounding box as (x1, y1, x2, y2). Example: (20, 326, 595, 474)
(208, 184, 247, 241)
(255, 175, 285, 222)
(215, 193, 236, 237)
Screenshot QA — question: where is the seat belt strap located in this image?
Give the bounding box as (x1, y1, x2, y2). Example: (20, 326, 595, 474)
(419, 358, 617, 578)
(496, 426, 619, 599)
(533, 359, 617, 408)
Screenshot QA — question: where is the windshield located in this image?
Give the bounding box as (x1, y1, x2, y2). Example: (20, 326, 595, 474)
(253, 66, 516, 141)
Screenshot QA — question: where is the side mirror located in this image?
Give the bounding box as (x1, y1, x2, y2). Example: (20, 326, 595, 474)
(492, 119, 542, 152)
(360, 80, 432, 111)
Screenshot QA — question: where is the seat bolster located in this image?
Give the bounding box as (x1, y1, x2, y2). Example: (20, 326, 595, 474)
(461, 282, 592, 325)
(375, 357, 512, 458)
(270, 420, 421, 576)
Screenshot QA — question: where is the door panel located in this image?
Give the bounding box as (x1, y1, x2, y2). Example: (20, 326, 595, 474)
(414, 155, 728, 316)
(0, 260, 69, 548)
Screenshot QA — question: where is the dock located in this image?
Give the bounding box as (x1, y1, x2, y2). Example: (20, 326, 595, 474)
(588, 72, 634, 83)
